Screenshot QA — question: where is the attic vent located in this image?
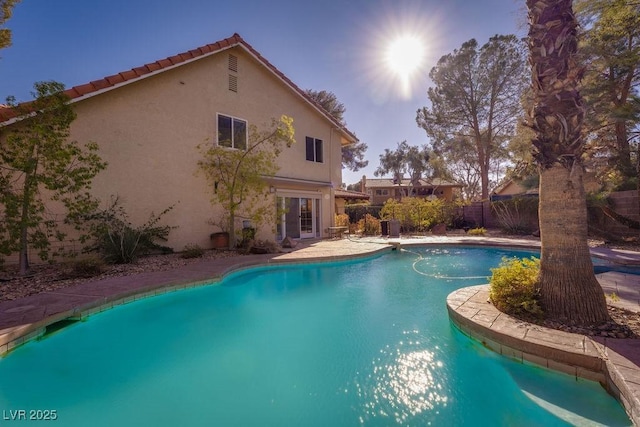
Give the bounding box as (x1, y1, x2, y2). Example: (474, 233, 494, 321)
(229, 74, 238, 92)
(228, 54, 238, 72)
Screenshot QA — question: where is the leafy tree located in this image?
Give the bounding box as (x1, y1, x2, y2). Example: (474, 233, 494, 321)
(374, 141, 432, 200)
(341, 139, 369, 172)
(416, 35, 527, 199)
(380, 197, 454, 232)
(405, 144, 431, 189)
(375, 141, 406, 195)
(0, 0, 20, 51)
(197, 116, 295, 248)
(345, 182, 361, 192)
(305, 89, 369, 172)
(526, 0, 609, 325)
(576, 0, 640, 189)
(433, 136, 482, 201)
(504, 120, 537, 181)
(0, 81, 107, 275)
(305, 89, 346, 124)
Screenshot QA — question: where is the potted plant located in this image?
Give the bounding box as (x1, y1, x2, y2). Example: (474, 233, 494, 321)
(210, 231, 230, 249)
(209, 219, 230, 249)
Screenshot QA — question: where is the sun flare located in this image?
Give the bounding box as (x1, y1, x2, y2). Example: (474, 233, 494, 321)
(358, 5, 440, 103)
(385, 35, 425, 77)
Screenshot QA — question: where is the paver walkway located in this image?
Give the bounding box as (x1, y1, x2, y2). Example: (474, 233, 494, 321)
(1, 236, 639, 423)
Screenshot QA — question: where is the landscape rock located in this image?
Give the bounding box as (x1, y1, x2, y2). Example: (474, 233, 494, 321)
(281, 236, 297, 248)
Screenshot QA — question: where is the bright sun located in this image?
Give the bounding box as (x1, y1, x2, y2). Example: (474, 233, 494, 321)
(385, 35, 425, 77)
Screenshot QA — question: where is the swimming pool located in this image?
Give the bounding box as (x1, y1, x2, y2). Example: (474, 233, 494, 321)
(0, 246, 631, 426)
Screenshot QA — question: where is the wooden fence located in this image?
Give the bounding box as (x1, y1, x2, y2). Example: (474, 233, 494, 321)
(460, 190, 639, 239)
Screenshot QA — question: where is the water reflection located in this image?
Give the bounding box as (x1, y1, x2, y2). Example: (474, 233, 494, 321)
(352, 331, 448, 424)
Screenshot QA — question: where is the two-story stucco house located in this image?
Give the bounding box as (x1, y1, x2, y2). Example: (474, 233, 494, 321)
(0, 34, 358, 253)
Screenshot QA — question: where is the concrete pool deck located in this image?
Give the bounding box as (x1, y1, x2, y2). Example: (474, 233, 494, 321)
(0, 235, 639, 424)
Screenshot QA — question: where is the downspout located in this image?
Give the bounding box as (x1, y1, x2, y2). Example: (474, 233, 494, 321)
(329, 127, 335, 228)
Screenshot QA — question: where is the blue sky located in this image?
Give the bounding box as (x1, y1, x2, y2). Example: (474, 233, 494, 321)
(0, 0, 525, 186)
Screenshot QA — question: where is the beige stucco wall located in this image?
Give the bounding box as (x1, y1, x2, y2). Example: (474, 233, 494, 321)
(3, 45, 347, 255)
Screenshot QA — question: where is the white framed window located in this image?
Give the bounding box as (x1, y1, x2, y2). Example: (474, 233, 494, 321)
(305, 137, 323, 163)
(375, 189, 389, 196)
(217, 114, 247, 150)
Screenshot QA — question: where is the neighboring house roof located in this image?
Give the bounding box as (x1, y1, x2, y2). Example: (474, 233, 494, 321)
(0, 33, 358, 145)
(334, 189, 370, 200)
(365, 178, 462, 188)
(492, 178, 525, 195)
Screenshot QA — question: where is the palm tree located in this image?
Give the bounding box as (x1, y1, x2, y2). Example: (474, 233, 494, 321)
(526, 0, 609, 325)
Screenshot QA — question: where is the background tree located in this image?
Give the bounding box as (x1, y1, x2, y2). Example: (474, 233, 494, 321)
(341, 139, 369, 172)
(305, 89, 369, 172)
(432, 136, 482, 201)
(405, 143, 432, 189)
(576, 0, 640, 190)
(197, 116, 295, 248)
(416, 35, 527, 199)
(0, 0, 20, 51)
(526, 0, 609, 325)
(0, 81, 107, 275)
(345, 182, 361, 192)
(375, 142, 406, 200)
(374, 141, 432, 199)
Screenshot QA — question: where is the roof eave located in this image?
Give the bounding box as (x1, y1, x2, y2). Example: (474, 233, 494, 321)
(2, 34, 360, 144)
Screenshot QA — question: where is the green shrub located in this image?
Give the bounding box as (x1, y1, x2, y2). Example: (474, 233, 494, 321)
(468, 227, 486, 236)
(491, 197, 538, 234)
(64, 256, 106, 278)
(380, 197, 458, 233)
(88, 197, 176, 264)
(334, 213, 350, 227)
(181, 244, 204, 259)
(344, 204, 382, 224)
(489, 257, 543, 318)
(356, 213, 381, 235)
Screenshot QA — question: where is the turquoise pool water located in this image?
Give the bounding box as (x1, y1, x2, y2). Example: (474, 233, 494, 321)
(0, 246, 631, 426)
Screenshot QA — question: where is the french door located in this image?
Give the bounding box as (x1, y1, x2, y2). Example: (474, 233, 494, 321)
(278, 196, 319, 239)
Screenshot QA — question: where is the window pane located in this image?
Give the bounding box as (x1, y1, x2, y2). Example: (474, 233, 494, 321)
(306, 137, 315, 161)
(233, 118, 247, 150)
(315, 139, 323, 163)
(218, 115, 232, 147)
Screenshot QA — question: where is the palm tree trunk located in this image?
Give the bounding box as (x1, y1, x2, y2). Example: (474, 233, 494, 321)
(527, 0, 609, 326)
(538, 163, 608, 324)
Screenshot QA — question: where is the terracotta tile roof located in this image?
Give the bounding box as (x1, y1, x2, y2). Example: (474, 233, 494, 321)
(0, 104, 11, 121)
(334, 189, 370, 200)
(0, 33, 359, 144)
(364, 178, 463, 188)
(58, 33, 246, 101)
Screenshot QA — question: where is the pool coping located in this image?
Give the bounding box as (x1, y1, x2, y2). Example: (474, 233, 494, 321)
(447, 285, 640, 426)
(1, 236, 639, 424)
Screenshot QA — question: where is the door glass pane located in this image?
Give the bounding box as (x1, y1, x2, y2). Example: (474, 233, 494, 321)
(285, 198, 300, 238)
(300, 198, 313, 234)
